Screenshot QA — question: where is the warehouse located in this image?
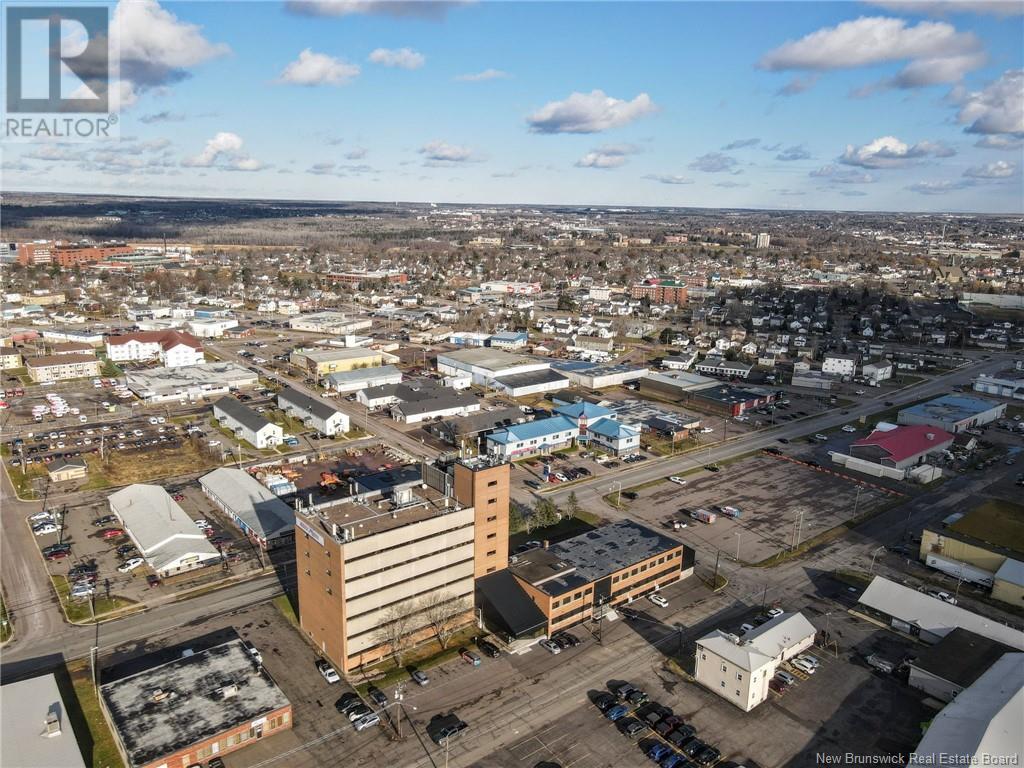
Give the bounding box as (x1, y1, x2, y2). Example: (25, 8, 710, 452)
(100, 637, 292, 768)
(1, 673, 86, 768)
(858, 576, 1024, 648)
(549, 360, 649, 389)
(973, 371, 1024, 401)
(639, 370, 719, 401)
(849, 424, 955, 469)
(907, 628, 1015, 703)
(436, 347, 550, 386)
(108, 485, 221, 577)
(490, 368, 569, 397)
(506, 520, 694, 636)
(681, 383, 777, 417)
(289, 311, 372, 335)
(213, 397, 283, 449)
(199, 467, 295, 550)
(897, 394, 1006, 433)
(392, 390, 481, 424)
(323, 364, 402, 393)
(277, 386, 350, 436)
(126, 362, 258, 403)
(290, 347, 384, 378)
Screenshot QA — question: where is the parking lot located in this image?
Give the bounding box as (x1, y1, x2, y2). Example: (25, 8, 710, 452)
(620, 454, 894, 563)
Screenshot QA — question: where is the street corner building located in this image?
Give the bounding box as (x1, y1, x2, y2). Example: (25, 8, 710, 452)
(294, 456, 511, 673)
(99, 639, 292, 768)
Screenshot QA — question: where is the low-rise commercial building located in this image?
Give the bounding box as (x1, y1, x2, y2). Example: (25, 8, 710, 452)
(822, 352, 859, 378)
(436, 348, 550, 387)
(289, 311, 373, 335)
(48, 457, 87, 482)
(585, 418, 641, 456)
(108, 484, 221, 577)
(694, 612, 816, 711)
(291, 347, 384, 378)
(549, 360, 649, 389)
(973, 371, 1024, 401)
(186, 317, 238, 338)
(199, 467, 295, 550)
(490, 368, 570, 397)
(897, 395, 1006, 434)
(506, 521, 694, 637)
(489, 331, 529, 350)
(1, 673, 86, 768)
(862, 360, 893, 384)
(100, 637, 292, 768)
(25, 353, 100, 383)
(486, 415, 579, 460)
(126, 362, 258, 403)
(324, 364, 403, 393)
(907, 628, 1015, 703)
(849, 424, 955, 470)
(392, 391, 481, 424)
(213, 396, 283, 449)
(277, 386, 350, 436)
(427, 406, 527, 448)
(106, 330, 204, 368)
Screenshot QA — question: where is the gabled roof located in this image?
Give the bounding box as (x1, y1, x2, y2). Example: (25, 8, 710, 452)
(851, 424, 955, 463)
(277, 386, 343, 421)
(487, 415, 577, 445)
(107, 330, 203, 351)
(586, 419, 639, 439)
(213, 396, 275, 434)
(553, 402, 614, 421)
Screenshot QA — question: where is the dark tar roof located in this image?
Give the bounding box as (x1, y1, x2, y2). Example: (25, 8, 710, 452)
(493, 368, 570, 389)
(278, 386, 343, 421)
(910, 627, 1016, 689)
(475, 569, 548, 637)
(213, 396, 273, 433)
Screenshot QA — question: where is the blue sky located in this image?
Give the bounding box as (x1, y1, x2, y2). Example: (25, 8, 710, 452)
(4, 0, 1023, 212)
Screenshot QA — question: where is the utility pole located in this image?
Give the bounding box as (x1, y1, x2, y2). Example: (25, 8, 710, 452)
(713, 550, 721, 589)
(735, 531, 742, 561)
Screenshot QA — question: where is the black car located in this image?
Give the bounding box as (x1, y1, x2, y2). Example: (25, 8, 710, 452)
(92, 515, 116, 526)
(704, 464, 721, 473)
(116, 544, 137, 557)
(667, 725, 696, 747)
(654, 719, 675, 737)
(366, 685, 388, 707)
(42, 543, 71, 555)
(764, 447, 782, 455)
(620, 718, 648, 738)
(335, 693, 363, 714)
(552, 631, 580, 647)
(594, 693, 617, 712)
(806, 460, 821, 468)
(884, 401, 894, 406)
(622, 491, 638, 500)
(476, 638, 501, 658)
(625, 688, 649, 706)
(576, 467, 591, 476)
(525, 480, 541, 490)
(683, 739, 707, 758)
(696, 746, 721, 766)
(68, 564, 98, 578)
(778, 437, 790, 443)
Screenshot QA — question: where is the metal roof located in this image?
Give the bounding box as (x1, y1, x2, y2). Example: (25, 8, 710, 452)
(213, 396, 274, 434)
(1, 674, 86, 768)
(487, 415, 577, 445)
(199, 468, 294, 541)
(277, 386, 343, 422)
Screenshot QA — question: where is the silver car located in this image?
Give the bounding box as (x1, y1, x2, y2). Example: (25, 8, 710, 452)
(353, 713, 380, 732)
(539, 639, 562, 654)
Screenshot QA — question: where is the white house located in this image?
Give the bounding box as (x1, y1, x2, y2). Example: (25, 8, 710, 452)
(694, 612, 816, 712)
(277, 386, 350, 436)
(213, 396, 283, 449)
(486, 416, 579, 460)
(862, 360, 894, 385)
(822, 353, 860, 378)
(105, 330, 204, 368)
(585, 418, 640, 456)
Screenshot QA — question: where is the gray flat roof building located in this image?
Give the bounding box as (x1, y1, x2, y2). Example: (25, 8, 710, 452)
(199, 467, 295, 547)
(1, 673, 86, 768)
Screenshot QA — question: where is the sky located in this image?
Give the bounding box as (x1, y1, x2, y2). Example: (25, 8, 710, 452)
(2, 0, 1023, 212)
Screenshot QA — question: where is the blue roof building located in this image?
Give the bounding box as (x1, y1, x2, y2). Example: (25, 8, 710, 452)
(585, 418, 641, 456)
(486, 416, 579, 459)
(897, 395, 1006, 434)
(553, 401, 614, 425)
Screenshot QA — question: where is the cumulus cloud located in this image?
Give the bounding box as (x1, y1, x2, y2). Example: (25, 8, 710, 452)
(526, 90, 658, 134)
(285, 1, 470, 19)
(574, 144, 640, 169)
(183, 131, 262, 171)
(455, 69, 510, 82)
(838, 136, 955, 168)
(722, 138, 760, 150)
(277, 49, 360, 85)
(368, 47, 425, 69)
(643, 174, 695, 185)
(23, 137, 180, 176)
(810, 164, 875, 184)
(689, 152, 740, 173)
(954, 70, 1024, 136)
(419, 140, 477, 165)
(345, 147, 368, 160)
(776, 145, 811, 161)
(906, 179, 970, 194)
(867, 1, 1023, 17)
(975, 134, 1024, 150)
(963, 160, 1017, 178)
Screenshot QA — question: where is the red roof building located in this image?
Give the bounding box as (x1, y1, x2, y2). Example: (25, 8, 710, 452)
(849, 424, 955, 469)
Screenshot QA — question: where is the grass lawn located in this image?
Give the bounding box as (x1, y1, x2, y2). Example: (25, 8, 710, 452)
(100, 359, 122, 377)
(273, 593, 300, 631)
(63, 658, 125, 768)
(1, 444, 50, 498)
(52, 576, 138, 623)
(509, 510, 601, 548)
(353, 625, 480, 692)
(81, 441, 220, 489)
(265, 408, 306, 435)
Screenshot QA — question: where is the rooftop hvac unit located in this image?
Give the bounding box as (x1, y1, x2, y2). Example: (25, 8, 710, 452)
(44, 712, 61, 737)
(218, 683, 239, 699)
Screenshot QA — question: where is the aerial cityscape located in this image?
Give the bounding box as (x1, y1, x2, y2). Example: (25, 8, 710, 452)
(1, 2, 1023, 768)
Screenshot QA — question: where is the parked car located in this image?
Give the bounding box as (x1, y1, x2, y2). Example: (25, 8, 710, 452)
(242, 640, 262, 665)
(353, 713, 380, 732)
(100, 528, 125, 539)
(45, 549, 71, 561)
(668, 476, 687, 486)
(29, 511, 54, 522)
(552, 631, 581, 648)
(539, 638, 562, 654)
(842, 425, 857, 433)
(767, 607, 784, 618)
(335, 693, 362, 714)
(791, 657, 816, 674)
(620, 717, 648, 738)
(317, 659, 341, 683)
(594, 692, 617, 712)
(648, 593, 669, 608)
(621, 491, 638, 501)
(775, 670, 797, 686)
(33, 523, 59, 536)
(738, 622, 754, 635)
(366, 685, 388, 707)
(647, 743, 673, 762)
(410, 668, 429, 686)
(458, 647, 481, 666)
(476, 638, 501, 658)
(42, 543, 71, 555)
(347, 704, 373, 722)
(703, 464, 721, 473)
(605, 704, 629, 722)
(118, 557, 144, 573)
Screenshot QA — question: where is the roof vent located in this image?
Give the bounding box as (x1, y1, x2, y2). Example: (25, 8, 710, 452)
(150, 688, 176, 703)
(44, 711, 61, 737)
(218, 683, 239, 699)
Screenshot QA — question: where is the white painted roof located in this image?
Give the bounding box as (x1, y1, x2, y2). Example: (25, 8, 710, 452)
(1, 674, 86, 768)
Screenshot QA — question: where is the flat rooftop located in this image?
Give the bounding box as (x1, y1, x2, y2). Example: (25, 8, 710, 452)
(438, 347, 540, 371)
(100, 639, 290, 768)
(309, 482, 462, 538)
(900, 395, 1003, 423)
(947, 500, 1024, 558)
(126, 361, 257, 394)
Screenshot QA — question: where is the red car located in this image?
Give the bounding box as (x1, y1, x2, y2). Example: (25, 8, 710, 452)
(45, 550, 70, 560)
(204, 528, 216, 538)
(147, 574, 162, 588)
(100, 528, 125, 539)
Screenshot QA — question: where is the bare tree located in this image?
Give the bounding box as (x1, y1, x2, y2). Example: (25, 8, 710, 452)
(374, 602, 415, 667)
(417, 591, 471, 650)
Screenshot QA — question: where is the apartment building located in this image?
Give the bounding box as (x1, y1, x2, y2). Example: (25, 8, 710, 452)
(213, 396, 283, 449)
(277, 386, 350, 436)
(629, 280, 688, 306)
(822, 353, 860, 378)
(106, 330, 205, 368)
(295, 458, 510, 673)
(0, 347, 22, 370)
(25, 353, 100, 383)
(504, 521, 694, 637)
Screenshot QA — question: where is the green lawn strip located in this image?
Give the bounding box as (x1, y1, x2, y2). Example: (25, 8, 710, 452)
(272, 594, 300, 631)
(353, 625, 479, 694)
(51, 576, 137, 623)
(63, 658, 125, 768)
(509, 512, 601, 547)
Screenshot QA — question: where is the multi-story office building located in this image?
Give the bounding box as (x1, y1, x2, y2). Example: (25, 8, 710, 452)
(295, 457, 510, 673)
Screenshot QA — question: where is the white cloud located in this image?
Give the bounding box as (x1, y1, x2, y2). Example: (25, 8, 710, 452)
(963, 160, 1017, 178)
(277, 49, 360, 86)
(455, 68, 510, 82)
(906, 179, 970, 194)
(955, 70, 1024, 136)
(526, 90, 658, 134)
(575, 144, 640, 169)
(722, 138, 760, 150)
(839, 136, 955, 168)
(643, 174, 695, 185)
(419, 140, 476, 164)
(975, 135, 1024, 150)
(868, 2, 1023, 17)
(759, 16, 980, 71)
(183, 131, 262, 171)
(776, 145, 811, 161)
(810, 164, 875, 184)
(345, 148, 368, 160)
(368, 47, 425, 70)
(285, 1, 470, 19)
(689, 152, 740, 173)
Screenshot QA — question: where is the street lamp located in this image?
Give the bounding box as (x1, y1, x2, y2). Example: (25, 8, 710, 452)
(869, 545, 886, 573)
(609, 481, 622, 507)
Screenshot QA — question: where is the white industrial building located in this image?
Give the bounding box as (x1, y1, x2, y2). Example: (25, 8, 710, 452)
(289, 311, 372, 335)
(550, 361, 650, 390)
(277, 386, 350, 436)
(213, 396, 283, 449)
(324, 364, 403, 393)
(973, 371, 1024, 401)
(490, 369, 570, 398)
(199, 467, 296, 550)
(126, 362, 258, 403)
(1, 673, 87, 768)
(694, 612, 816, 711)
(436, 348, 550, 387)
(108, 484, 221, 577)
(105, 330, 205, 368)
(186, 317, 238, 338)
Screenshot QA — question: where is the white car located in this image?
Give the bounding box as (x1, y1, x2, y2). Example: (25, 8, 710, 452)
(814, 434, 828, 441)
(668, 476, 688, 486)
(317, 660, 340, 683)
(842, 425, 857, 433)
(118, 557, 144, 573)
(855, 389, 866, 395)
(33, 523, 59, 536)
(797, 654, 820, 670)
(539, 639, 561, 654)
(194, 519, 209, 529)
(70, 585, 95, 599)
(29, 511, 54, 522)
(766, 607, 784, 618)
(934, 591, 958, 605)
(791, 657, 816, 674)
(148, 417, 158, 425)
(649, 593, 669, 608)
(700, 427, 714, 434)
(739, 623, 755, 635)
